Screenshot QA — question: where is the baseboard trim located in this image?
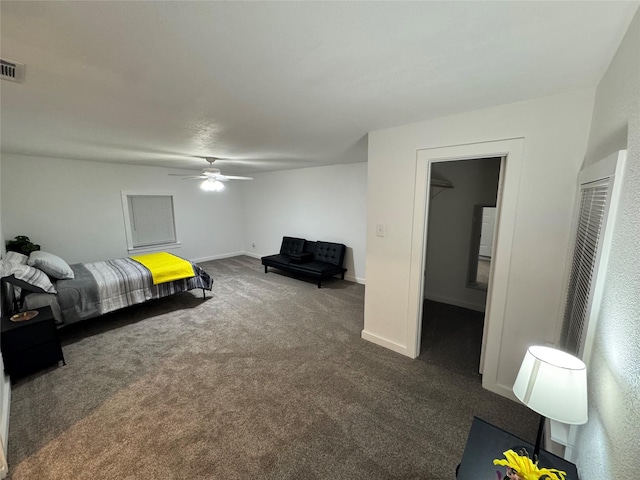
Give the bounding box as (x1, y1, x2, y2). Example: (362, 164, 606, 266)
(361, 330, 412, 358)
(344, 274, 365, 285)
(423, 292, 486, 312)
(482, 378, 518, 402)
(0, 372, 10, 479)
(192, 252, 246, 263)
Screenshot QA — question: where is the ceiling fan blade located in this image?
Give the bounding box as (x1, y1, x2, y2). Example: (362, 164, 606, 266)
(168, 173, 208, 179)
(220, 175, 253, 181)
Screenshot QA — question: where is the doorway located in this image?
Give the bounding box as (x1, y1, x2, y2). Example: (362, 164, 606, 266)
(407, 139, 524, 395)
(419, 157, 501, 376)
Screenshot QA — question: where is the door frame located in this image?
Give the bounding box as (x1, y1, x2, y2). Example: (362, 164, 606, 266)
(407, 138, 524, 395)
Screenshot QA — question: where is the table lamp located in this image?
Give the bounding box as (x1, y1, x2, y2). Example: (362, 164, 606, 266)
(512, 346, 588, 460)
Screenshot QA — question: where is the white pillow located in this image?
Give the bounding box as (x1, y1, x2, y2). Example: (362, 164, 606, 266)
(3, 251, 28, 264)
(0, 262, 57, 294)
(28, 251, 74, 280)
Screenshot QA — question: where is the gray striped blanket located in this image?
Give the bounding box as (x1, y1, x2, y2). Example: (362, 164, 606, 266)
(29, 257, 212, 326)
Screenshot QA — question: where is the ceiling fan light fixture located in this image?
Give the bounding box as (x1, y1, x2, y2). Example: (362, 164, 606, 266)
(201, 178, 225, 192)
(169, 157, 252, 186)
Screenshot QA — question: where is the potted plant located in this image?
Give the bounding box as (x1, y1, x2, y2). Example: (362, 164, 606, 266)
(5, 236, 41, 256)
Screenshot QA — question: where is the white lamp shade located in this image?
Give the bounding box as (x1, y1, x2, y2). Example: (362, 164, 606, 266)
(513, 346, 588, 425)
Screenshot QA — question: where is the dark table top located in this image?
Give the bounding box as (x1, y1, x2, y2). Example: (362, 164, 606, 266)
(1, 306, 54, 332)
(457, 417, 579, 480)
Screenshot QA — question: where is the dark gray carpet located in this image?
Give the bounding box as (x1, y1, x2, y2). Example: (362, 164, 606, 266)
(6, 256, 537, 479)
(419, 300, 485, 378)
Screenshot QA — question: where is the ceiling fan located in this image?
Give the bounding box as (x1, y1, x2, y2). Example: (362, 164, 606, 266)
(168, 157, 253, 191)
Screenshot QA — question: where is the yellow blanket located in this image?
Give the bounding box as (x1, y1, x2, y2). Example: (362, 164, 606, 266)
(130, 252, 195, 285)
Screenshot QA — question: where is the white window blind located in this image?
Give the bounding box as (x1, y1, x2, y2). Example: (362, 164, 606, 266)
(558, 150, 625, 364)
(121, 193, 179, 252)
(560, 180, 609, 355)
(552, 150, 625, 462)
(127, 195, 176, 247)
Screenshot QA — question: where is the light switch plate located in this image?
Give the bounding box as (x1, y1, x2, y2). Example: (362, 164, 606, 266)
(375, 224, 386, 237)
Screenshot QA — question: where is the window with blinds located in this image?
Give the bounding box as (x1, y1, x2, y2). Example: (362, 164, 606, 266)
(121, 192, 180, 252)
(560, 180, 609, 355)
(552, 151, 624, 460)
(558, 150, 625, 362)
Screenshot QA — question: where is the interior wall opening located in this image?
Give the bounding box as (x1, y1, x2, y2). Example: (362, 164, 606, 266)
(418, 157, 501, 377)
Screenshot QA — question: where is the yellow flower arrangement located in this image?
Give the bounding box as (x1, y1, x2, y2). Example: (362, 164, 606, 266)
(493, 449, 567, 480)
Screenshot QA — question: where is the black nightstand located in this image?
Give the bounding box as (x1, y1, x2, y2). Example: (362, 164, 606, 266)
(1, 306, 66, 381)
(457, 417, 579, 480)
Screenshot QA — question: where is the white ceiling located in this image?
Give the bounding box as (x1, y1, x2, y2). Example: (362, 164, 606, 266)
(1, 1, 637, 174)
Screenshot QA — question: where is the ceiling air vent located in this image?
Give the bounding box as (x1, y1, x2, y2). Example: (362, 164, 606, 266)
(1, 58, 26, 83)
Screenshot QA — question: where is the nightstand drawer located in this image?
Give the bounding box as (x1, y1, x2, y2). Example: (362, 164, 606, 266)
(1, 319, 57, 354)
(2, 340, 64, 379)
(1, 306, 65, 381)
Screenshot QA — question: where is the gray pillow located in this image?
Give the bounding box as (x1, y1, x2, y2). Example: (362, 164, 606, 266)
(28, 251, 74, 280)
(0, 261, 57, 294)
(3, 251, 28, 264)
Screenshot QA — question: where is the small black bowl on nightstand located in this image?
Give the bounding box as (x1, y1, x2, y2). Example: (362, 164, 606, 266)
(1, 306, 66, 382)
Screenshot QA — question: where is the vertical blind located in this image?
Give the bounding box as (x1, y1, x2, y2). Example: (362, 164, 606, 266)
(560, 179, 610, 356)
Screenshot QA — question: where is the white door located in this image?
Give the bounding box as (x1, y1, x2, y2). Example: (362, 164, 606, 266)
(479, 207, 496, 258)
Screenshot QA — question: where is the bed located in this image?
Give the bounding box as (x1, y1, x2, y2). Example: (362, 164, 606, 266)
(1, 251, 213, 327)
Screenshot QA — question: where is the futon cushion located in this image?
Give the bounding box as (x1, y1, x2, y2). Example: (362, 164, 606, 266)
(279, 237, 305, 256)
(261, 254, 293, 266)
(313, 242, 346, 266)
(292, 261, 343, 275)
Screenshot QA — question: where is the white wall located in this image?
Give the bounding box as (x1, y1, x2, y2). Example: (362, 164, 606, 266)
(0, 155, 3, 257)
(241, 162, 367, 283)
(364, 89, 595, 397)
(1, 155, 367, 281)
(1, 154, 245, 263)
(0, 154, 8, 480)
(572, 8, 640, 480)
(424, 158, 500, 311)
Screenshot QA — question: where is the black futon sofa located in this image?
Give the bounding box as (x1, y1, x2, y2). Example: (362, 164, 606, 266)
(261, 236, 347, 288)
